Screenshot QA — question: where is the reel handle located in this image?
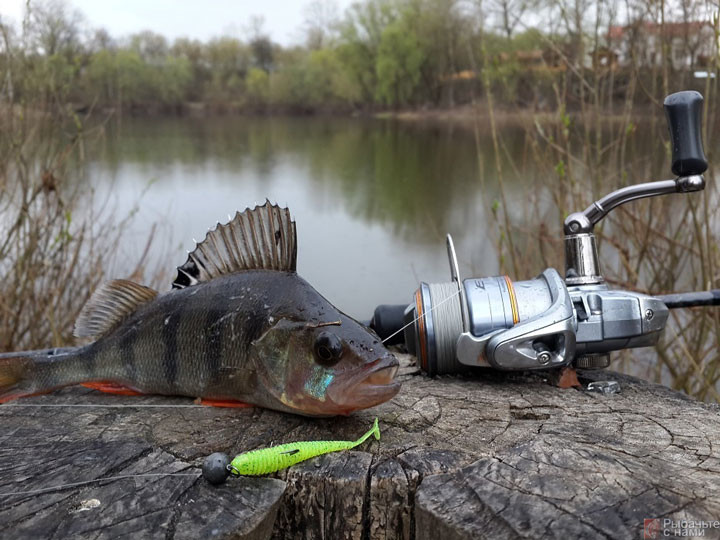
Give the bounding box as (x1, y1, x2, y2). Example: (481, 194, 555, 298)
(664, 91, 708, 177)
(564, 90, 708, 238)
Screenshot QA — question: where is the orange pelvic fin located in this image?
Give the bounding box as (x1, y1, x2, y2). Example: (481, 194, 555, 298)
(82, 382, 145, 396)
(199, 398, 254, 408)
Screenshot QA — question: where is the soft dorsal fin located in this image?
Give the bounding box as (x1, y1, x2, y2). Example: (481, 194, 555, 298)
(172, 201, 297, 289)
(74, 279, 158, 340)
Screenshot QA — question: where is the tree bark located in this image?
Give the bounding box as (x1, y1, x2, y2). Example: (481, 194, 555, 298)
(1, 353, 719, 539)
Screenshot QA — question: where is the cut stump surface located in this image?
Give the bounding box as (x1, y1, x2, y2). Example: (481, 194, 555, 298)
(1, 353, 719, 539)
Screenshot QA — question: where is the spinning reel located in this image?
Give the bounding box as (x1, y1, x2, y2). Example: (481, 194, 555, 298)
(371, 91, 717, 375)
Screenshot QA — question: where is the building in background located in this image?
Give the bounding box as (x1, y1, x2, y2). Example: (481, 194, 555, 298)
(608, 21, 715, 70)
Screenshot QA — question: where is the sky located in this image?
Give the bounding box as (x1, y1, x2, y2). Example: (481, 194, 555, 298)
(0, 0, 355, 45)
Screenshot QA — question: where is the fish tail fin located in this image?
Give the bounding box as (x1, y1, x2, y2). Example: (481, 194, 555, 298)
(352, 417, 381, 448)
(0, 348, 85, 404)
(0, 354, 36, 404)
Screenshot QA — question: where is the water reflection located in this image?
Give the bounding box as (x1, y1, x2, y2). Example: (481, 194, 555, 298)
(84, 114, 682, 320)
(87, 116, 526, 318)
(96, 117, 520, 235)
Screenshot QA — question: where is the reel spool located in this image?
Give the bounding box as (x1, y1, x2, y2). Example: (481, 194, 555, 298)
(405, 235, 535, 375)
(402, 235, 566, 375)
(407, 275, 525, 375)
(409, 281, 464, 376)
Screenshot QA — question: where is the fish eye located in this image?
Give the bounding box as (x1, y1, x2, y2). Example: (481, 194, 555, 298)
(314, 331, 343, 366)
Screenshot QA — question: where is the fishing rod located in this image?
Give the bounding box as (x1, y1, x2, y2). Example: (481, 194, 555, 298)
(370, 90, 718, 376)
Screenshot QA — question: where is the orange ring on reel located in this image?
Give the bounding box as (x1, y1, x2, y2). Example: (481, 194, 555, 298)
(415, 289, 428, 371)
(504, 275, 520, 325)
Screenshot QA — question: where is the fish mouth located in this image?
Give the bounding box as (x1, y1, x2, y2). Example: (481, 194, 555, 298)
(329, 355, 401, 413)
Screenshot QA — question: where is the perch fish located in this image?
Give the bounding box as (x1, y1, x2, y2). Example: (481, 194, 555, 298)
(0, 202, 400, 416)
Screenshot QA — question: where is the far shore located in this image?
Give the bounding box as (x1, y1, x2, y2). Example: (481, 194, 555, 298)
(373, 103, 669, 126)
(129, 101, 667, 127)
(4, 101, 668, 128)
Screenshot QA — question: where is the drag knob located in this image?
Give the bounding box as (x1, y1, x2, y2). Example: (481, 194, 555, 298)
(664, 91, 708, 177)
(575, 353, 610, 369)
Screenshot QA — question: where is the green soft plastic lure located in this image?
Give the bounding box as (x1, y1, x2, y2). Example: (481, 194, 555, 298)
(230, 418, 380, 476)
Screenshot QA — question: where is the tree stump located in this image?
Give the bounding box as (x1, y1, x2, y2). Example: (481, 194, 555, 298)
(1, 353, 719, 539)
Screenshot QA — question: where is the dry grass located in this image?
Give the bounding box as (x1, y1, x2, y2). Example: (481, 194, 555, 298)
(0, 10, 164, 353)
(0, 102, 158, 351)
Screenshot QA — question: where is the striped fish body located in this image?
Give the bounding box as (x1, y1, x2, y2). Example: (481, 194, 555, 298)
(0, 204, 400, 417)
(66, 271, 336, 407)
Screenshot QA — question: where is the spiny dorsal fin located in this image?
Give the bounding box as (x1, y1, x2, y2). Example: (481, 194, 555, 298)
(172, 201, 297, 289)
(74, 279, 158, 340)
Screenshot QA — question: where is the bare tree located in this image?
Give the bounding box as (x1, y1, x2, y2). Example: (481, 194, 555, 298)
(27, 0, 84, 57)
(87, 28, 114, 53)
(676, 0, 714, 70)
(303, 0, 340, 50)
(129, 30, 168, 65)
(487, 0, 537, 40)
(247, 15, 274, 72)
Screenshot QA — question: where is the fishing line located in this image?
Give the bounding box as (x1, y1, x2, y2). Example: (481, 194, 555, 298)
(0, 472, 200, 498)
(381, 287, 461, 345)
(1, 403, 207, 409)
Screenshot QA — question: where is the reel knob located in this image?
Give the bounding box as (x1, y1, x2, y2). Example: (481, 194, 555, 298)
(664, 91, 708, 177)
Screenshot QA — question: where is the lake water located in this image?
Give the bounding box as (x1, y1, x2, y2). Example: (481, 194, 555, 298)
(88, 115, 535, 320)
(86, 114, 709, 326)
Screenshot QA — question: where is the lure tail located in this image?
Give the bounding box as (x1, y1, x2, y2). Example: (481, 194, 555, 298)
(350, 417, 380, 449)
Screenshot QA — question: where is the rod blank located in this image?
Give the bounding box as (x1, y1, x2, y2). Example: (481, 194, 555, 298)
(658, 290, 720, 309)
